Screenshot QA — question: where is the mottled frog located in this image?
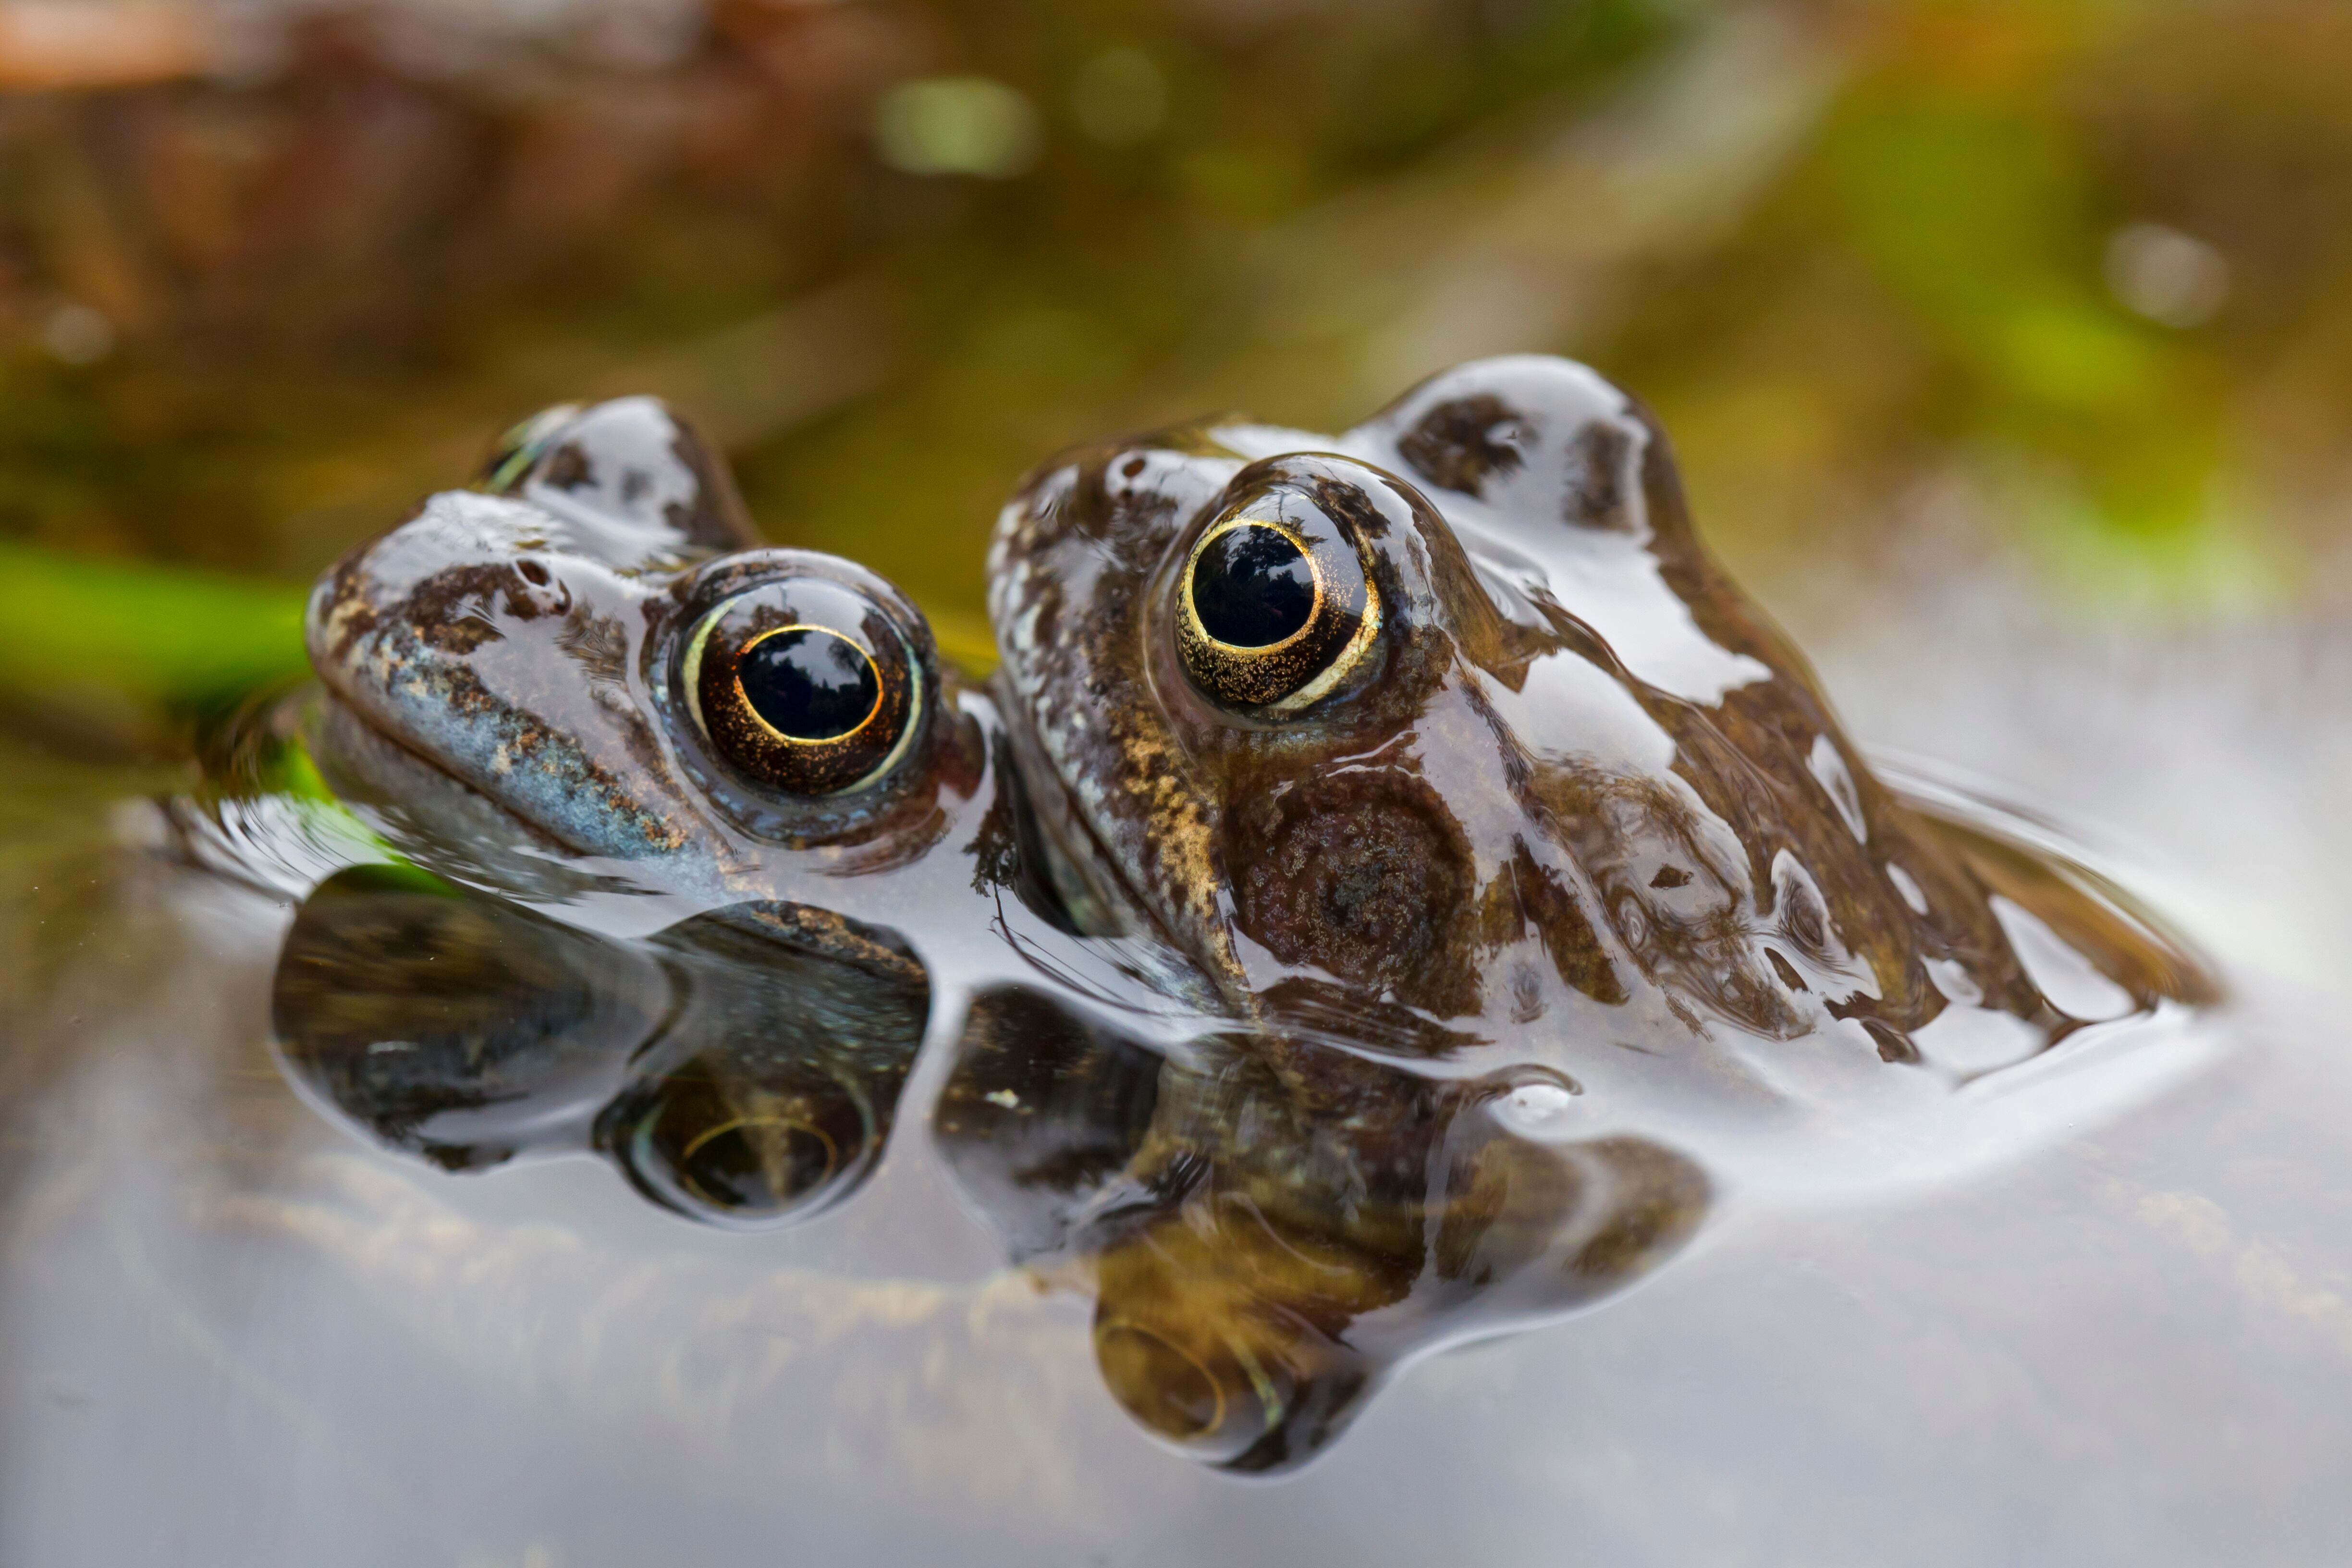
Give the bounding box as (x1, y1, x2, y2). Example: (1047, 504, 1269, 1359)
(263, 358, 2215, 1474)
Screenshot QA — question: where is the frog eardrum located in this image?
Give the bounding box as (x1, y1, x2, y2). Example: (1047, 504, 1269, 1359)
(682, 575, 922, 796)
(1174, 468, 1381, 715)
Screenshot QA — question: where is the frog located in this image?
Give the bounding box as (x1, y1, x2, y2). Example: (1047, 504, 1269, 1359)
(949, 353, 2218, 1468)
(307, 394, 968, 877)
(269, 358, 2215, 1474)
(986, 351, 2211, 1089)
(274, 387, 1666, 1477)
(281, 393, 1104, 1226)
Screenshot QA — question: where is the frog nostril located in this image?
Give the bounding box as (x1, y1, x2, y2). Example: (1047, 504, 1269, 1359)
(1191, 523, 1317, 649)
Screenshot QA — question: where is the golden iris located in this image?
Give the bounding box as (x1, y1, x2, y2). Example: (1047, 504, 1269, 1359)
(684, 580, 919, 796)
(1176, 511, 1378, 713)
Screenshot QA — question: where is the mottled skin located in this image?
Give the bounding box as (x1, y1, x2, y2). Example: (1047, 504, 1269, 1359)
(290, 396, 1025, 1225)
(307, 396, 981, 883)
(988, 355, 2211, 1088)
(960, 355, 2217, 1468)
(285, 362, 2215, 1470)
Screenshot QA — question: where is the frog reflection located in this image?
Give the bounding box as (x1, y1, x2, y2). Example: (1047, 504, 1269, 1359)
(272, 865, 928, 1225)
(936, 987, 1707, 1472)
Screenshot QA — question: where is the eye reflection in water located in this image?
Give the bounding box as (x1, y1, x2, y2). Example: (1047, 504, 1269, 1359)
(269, 866, 1710, 1471)
(934, 988, 1710, 1473)
(270, 867, 929, 1226)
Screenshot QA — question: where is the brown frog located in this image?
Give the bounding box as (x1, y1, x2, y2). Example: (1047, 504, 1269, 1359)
(947, 354, 2216, 1469)
(259, 360, 2214, 1475)
(988, 352, 2210, 1089)
(278, 395, 1055, 1226)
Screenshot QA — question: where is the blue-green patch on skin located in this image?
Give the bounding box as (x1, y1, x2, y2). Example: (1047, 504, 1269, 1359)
(341, 614, 689, 860)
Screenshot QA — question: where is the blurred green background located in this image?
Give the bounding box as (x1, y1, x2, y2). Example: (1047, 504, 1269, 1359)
(0, 0, 2345, 748)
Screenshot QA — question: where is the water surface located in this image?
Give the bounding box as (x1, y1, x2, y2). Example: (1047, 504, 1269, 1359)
(5, 580, 2346, 1566)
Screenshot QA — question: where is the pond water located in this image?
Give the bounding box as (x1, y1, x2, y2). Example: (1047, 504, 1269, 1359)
(4, 523, 2349, 1568)
(4, 2, 2352, 1562)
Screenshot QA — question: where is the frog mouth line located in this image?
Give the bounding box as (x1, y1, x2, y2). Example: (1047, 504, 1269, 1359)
(307, 688, 598, 864)
(988, 671, 1201, 958)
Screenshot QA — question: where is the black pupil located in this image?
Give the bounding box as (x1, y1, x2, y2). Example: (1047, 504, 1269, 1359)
(1191, 525, 1316, 648)
(738, 627, 880, 740)
(683, 1121, 835, 1212)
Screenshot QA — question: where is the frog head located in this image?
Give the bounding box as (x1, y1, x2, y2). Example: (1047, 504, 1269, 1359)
(988, 355, 2205, 1077)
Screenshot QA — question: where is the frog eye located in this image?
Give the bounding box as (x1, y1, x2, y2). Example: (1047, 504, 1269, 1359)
(612, 1051, 875, 1228)
(1176, 496, 1380, 714)
(682, 576, 922, 796)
